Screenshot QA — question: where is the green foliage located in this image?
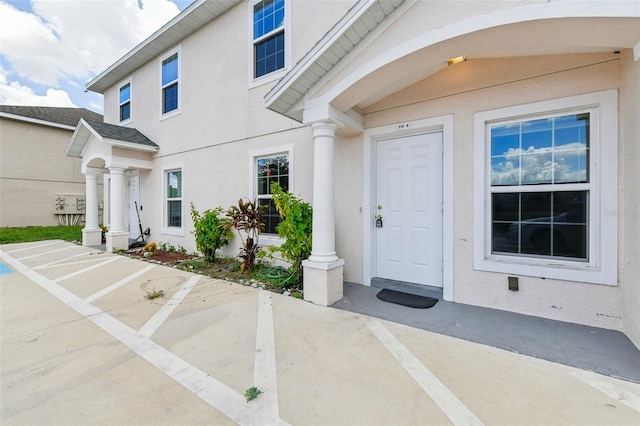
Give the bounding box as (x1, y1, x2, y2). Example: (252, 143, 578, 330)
(269, 182, 312, 286)
(225, 198, 266, 273)
(190, 204, 232, 262)
(144, 288, 165, 300)
(244, 386, 261, 402)
(0, 225, 83, 244)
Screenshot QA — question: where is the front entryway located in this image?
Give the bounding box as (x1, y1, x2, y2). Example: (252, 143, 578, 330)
(125, 170, 140, 240)
(375, 132, 443, 287)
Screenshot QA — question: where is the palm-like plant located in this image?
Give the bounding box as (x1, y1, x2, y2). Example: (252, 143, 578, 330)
(225, 198, 266, 273)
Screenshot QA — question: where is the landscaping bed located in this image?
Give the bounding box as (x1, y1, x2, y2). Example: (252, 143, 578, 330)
(124, 248, 303, 298)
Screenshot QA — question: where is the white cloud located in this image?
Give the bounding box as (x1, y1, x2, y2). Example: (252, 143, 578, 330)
(492, 142, 588, 185)
(0, 0, 180, 107)
(0, 64, 76, 106)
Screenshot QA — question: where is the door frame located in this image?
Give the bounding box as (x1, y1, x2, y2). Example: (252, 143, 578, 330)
(363, 114, 454, 301)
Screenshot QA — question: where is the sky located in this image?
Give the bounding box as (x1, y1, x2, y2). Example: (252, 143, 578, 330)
(0, 0, 195, 114)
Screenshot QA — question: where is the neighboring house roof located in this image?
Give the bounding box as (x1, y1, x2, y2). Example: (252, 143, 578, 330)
(0, 105, 103, 130)
(86, 0, 242, 93)
(66, 118, 159, 158)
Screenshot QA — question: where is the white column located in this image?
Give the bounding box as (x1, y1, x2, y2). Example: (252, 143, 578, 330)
(302, 120, 344, 306)
(109, 167, 126, 232)
(106, 166, 129, 251)
(308, 121, 339, 263)
(82, 172, 102, 246)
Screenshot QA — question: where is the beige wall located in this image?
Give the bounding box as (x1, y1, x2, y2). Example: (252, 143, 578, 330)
(620, 50, 640, 347)
(0, 118, 101, 227)
(99, 0, 356, 255)
(92, 0, 638, 344)
(358, 52, 631, 335)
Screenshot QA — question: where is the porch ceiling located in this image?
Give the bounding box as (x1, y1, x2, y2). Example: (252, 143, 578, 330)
(332, 17, 640, 113)
(266, 0, 639, 125)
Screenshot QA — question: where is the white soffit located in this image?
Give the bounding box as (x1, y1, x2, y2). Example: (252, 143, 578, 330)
(86, 0, 242, 93)
(264, 0, 406, 122)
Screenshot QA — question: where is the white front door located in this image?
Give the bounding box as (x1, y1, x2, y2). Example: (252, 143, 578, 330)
(376, 132, 443, 287)
(125, 171, 140, 239)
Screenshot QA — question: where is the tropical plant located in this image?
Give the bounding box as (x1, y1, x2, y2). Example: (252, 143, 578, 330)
(269, 182, 312, 285)
(190, 204, 233, 262)
(225, 198, 266, 273)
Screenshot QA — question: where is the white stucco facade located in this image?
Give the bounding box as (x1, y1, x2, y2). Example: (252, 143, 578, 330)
(70, 0, 640, 348)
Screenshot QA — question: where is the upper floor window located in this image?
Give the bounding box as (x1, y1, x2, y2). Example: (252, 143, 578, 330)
(473, 90, 618, 285)
(161, 51, 179, 114)
(253, 0, 285, 79)
(119, 81, 131, 122)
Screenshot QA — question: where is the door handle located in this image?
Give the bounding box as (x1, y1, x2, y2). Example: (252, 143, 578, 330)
(376, 215, 383, 228)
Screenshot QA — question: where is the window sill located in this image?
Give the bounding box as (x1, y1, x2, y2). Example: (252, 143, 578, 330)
(160, 109, 181, 121)
(474, 255, 616, 286)
(161, 227, 184, 237)
(249, 68, 287, 89)
(259, 234, 284, 247)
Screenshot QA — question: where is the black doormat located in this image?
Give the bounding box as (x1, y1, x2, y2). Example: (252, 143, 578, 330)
(376, 289, 438, 309)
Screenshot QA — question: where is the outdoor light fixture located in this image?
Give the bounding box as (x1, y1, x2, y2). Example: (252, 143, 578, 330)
(446, 56, 466, 66)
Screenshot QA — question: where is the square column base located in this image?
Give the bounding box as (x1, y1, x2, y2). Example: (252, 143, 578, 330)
(106, 230, 129, 252)
(302, 259, 345, 306)
(82, 228, 103, 247)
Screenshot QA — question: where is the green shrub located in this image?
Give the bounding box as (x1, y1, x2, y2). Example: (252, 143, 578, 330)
(269, 182, 312, 286)
(190, 204, 233, 262)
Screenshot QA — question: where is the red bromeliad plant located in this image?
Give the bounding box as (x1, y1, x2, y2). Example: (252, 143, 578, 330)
(225, 198, 266, 273)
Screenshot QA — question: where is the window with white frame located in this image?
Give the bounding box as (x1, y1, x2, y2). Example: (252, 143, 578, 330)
(252, 0, 285, 79)
(255, 152, 289, 234)
(474, 90, 618, 285)
(166, 169, 182, 229)
(161, 51, 179, 114)
(119, 81, 131, 122)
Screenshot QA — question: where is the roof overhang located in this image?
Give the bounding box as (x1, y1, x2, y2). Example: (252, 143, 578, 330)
(264, 0, 407, 123)
(86, 0, 242, 93)
(65, 118, 159, 158)
(266, 0, 640, 124)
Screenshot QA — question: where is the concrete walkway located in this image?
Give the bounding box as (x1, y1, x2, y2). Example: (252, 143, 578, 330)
(1, 240, 639, 425)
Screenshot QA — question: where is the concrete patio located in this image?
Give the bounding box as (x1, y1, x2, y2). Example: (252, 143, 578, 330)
(1, 240, 639, 425)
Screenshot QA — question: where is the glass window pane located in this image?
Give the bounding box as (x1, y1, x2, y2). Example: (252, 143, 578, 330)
(554, 149, 588, 183)
(163, 83, 178, 113)
(168, 200, 182, 227)
(491, 155, 520, 186)
(120, 102, 130, 122)
(491, 191, 587, 260)
(167, 170, 181, 198)
(491, 113, 590, 187)
(162, 54, 178, 85)
(491, 124, 520, 155)
(254, 32, 284, 78)
(119, 83, 130, 103)
(520, 152, 553, 184)
(521, 118, 552, 150)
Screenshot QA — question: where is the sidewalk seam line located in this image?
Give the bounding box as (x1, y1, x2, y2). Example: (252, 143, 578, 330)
(365, 317, 484, 426)
(137, 273, 201, 338)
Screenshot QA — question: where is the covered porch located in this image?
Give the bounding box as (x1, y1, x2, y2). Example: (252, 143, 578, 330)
(65, 119, 158, 252)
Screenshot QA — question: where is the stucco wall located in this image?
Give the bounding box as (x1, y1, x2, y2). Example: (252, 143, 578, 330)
(0, 119, 101, 227)
(621, 50, 640, 348)
(361, 53, 627, 331)
(98, 0, 357, 257)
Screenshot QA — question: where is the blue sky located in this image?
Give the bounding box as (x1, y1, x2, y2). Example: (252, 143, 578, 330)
(0, 0, 194, 114)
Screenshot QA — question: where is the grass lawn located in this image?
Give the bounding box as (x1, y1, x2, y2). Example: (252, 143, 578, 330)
(0, 225, 83, 244)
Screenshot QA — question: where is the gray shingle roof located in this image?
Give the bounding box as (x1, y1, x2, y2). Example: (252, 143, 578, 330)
(0, 105, 103, 127)
(84, 119, 158, 148)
